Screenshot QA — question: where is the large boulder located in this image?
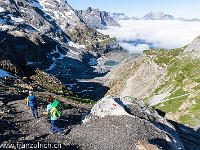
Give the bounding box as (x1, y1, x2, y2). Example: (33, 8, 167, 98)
(68, 95, 185, 150)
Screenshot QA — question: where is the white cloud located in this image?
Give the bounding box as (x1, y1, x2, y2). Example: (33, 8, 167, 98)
(98, 20, 200, 53)
(0, 7, 5, 12)
(119, 42, 150, 54)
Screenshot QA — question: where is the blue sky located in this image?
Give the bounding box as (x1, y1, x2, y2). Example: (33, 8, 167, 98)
(67, 0, 200, 18)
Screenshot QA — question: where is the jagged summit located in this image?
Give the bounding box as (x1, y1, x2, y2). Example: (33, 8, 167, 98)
(141, 11, 174, 20)
(27, 0, 83, 31)
(76, 7, 120, 29)
(111, 12, 139, 20)
(85, 7, 93, 13)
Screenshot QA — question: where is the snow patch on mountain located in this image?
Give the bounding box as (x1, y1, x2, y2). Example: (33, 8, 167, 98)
(46, 60, 56, 71)
(46, 45, 68, 71)
(88, 57, 97, 66)
(149, 92, 171, 106)
(0, 7, 5, 12)
(29, 0, 44, 9)
(7, 14, 24, 23)
(68, 41, 85, 49)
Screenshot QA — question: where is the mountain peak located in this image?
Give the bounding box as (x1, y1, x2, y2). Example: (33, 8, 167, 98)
(86, 7, 92, 12)
(142, 11, 174, 20)
(76, 7, 120, 29)
(183, 36, 200, 58)
(111, 12, 139, 21)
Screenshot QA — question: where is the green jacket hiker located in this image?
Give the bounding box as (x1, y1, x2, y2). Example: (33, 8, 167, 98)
(43, 95, 64, 136)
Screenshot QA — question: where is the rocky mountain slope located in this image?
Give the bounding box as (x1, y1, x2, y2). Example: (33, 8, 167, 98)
(0, 76, 185, 149)
(76, 7, 120, 30)
(0, 0, 122, 72)
(105, 36, 200, 131)
(0, 77, 93, 149)
(0, 0, 124, 99)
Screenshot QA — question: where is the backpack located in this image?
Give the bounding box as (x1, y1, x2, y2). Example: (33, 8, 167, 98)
(28, 95, 37, 106)
(50, 100, 63, 118)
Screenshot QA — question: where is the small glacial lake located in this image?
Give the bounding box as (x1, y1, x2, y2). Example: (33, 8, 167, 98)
(104, 60, 119, 66)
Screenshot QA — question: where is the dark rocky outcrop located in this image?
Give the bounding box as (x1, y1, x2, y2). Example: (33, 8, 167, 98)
(0, 30, 58, 76)
(69, 25, 122, 53)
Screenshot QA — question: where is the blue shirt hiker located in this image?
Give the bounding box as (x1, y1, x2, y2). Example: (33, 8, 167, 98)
(27, 91, 38, 118)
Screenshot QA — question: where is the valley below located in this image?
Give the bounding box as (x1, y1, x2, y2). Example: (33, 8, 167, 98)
(58, 51, 138, 101)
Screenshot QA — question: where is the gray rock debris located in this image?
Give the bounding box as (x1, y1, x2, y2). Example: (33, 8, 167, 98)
(69, 95, 185, 150)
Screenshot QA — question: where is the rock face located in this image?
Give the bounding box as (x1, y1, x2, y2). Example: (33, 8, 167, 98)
(76, 7, 120, 29)
(141, 11, 174, 20)
(69, 95, 184, 150)
(111, 12, 139, 21)
(104, 56, 167, 100)
(184, 36, 200, 58)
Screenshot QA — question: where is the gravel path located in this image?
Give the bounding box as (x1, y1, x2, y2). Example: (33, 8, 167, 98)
(0, 89, 93, 149)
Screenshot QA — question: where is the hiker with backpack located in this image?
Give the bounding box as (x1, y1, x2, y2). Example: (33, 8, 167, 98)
(43, 95, 64, 136)
(27, 91, 38, 118)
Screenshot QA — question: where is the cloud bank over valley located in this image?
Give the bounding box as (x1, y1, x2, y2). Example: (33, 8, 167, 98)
(98, 20, 200, 53)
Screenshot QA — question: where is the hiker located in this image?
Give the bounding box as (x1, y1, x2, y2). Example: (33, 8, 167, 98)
(27, 91, 38, 118)
(43, 95, 64, 136)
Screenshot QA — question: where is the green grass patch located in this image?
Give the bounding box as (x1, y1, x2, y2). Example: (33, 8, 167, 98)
(179, 114, 192, 124)
(175, 74, 185, 83)
(192, 84, 200, 90)
(148, 115, 155, 122)
(190, 98, 200, 116)
(169, 88, 189, 98)
(66, 96, 96, 104)
(193, 78, 200, 83)
(157, 95, 189, 113)
(154, 81, 171, 94)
